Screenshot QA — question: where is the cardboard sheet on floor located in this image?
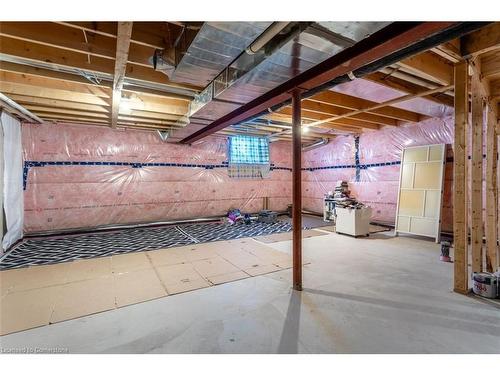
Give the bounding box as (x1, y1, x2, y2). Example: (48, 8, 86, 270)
(255, 229, 327, 243)
(113, 268, 167, 308)
(319, 224, 390, 234)
(50, 277, 116, 323)
(0, 237, 300, 335)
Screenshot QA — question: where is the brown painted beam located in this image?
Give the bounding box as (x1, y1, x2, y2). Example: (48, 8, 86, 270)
(292, 89, 302, 291)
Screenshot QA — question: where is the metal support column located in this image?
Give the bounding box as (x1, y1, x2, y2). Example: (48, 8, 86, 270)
(292, 89, 302, 291)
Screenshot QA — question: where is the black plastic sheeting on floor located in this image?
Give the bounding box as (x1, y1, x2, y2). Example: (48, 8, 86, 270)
(0, 221, 294, 270)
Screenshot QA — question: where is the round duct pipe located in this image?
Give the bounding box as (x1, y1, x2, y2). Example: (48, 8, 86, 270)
(302, 138, 329, 152)
(245, 22, 290, 55)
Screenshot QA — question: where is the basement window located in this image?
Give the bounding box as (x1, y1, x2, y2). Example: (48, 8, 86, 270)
(228, 135, 270, 164)
(227, 135, 270, 178)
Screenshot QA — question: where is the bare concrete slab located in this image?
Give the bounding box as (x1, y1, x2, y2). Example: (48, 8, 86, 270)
(1, 231, 499, 353)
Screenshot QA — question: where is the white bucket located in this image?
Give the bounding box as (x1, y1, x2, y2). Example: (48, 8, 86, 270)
(472, 272, 498, 299)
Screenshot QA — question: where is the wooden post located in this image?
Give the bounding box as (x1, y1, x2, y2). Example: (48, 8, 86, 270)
(471, 66, 484, 273)
(292, 89, 302, 291)
(453, 61, 469, 293)
(485, 102, 498, 272)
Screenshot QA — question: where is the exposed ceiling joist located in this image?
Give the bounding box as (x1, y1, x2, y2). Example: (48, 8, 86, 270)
(111, 22, 133, 128)
(304, 84, 453, 128)
(278, 107, 380, 130)
(1, 84, 188, 118)
(0, 35, 200, 93)
(0, 70, 111, 98)
(480, 51, 500, 81)
(397, 51, 454, 85)
(1, 81, 111, 105)
(298, 100, 398, 126)
(0, 92, 44, 123)
(0, 60, 111, 87)
(25, 105, 110, 120)
(364, 72, 454, 107)
(0, 60, 195, 103)
(308, 90, 425, 122)
(1, 21, 495, 141)
(55, 21, 174, 50)
(39, 114, 178, 131)
(461, 23, 500, 58)
(263, 112, 362, 133)
(490, 79, 500, 100)
(430, 40, 462, 63)
(0, 22, 154, 68)
(5, 94, 109, 113)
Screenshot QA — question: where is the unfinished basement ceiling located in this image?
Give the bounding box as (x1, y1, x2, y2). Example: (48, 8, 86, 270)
(0, 22, 498, 143)
(167, 22, 391, 141)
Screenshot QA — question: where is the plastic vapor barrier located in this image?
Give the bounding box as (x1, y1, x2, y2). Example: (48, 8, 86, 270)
(21, 76, 464, 235)
(22, 123, 292, 233)
(301, 77, 457, 230)
(302, 116, 454, 230)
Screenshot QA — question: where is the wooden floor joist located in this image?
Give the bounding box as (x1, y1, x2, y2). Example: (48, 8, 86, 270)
(471, 66, 484, 274)
(307, 90, 424, 122)
(453, 61, 469, 294)
(304, 85, 453, 128)
(365, 72, 455, 107)
(397, 51, 454, 86)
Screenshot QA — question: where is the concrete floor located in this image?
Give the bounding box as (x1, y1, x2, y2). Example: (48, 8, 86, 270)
(1, 230, 499, 353)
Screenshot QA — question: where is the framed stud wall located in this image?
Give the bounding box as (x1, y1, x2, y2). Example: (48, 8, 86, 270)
(395, 144, 446, 242)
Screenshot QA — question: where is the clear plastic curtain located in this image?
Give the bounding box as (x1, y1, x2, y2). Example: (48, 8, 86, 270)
(1, 112, 23, 251)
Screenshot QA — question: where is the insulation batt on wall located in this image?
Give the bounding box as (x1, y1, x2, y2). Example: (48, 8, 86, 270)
(22, 70, 471, 237)
(302, 77, 457, 230)
(22, 116, 456, 234)
(22, 123, 292, 233)
(302, 116, 454, 231)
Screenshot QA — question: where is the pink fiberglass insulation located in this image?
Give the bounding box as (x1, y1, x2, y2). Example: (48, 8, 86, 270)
(302, 116, 455, 231)
(22, 122, 292, 233)
(331, 78, 453, 118)
(302, 76, 456, 230)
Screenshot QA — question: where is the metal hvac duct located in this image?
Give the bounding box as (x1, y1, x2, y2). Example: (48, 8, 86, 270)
(167, 22, 390, 142)
(169, 22, 273, 87)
